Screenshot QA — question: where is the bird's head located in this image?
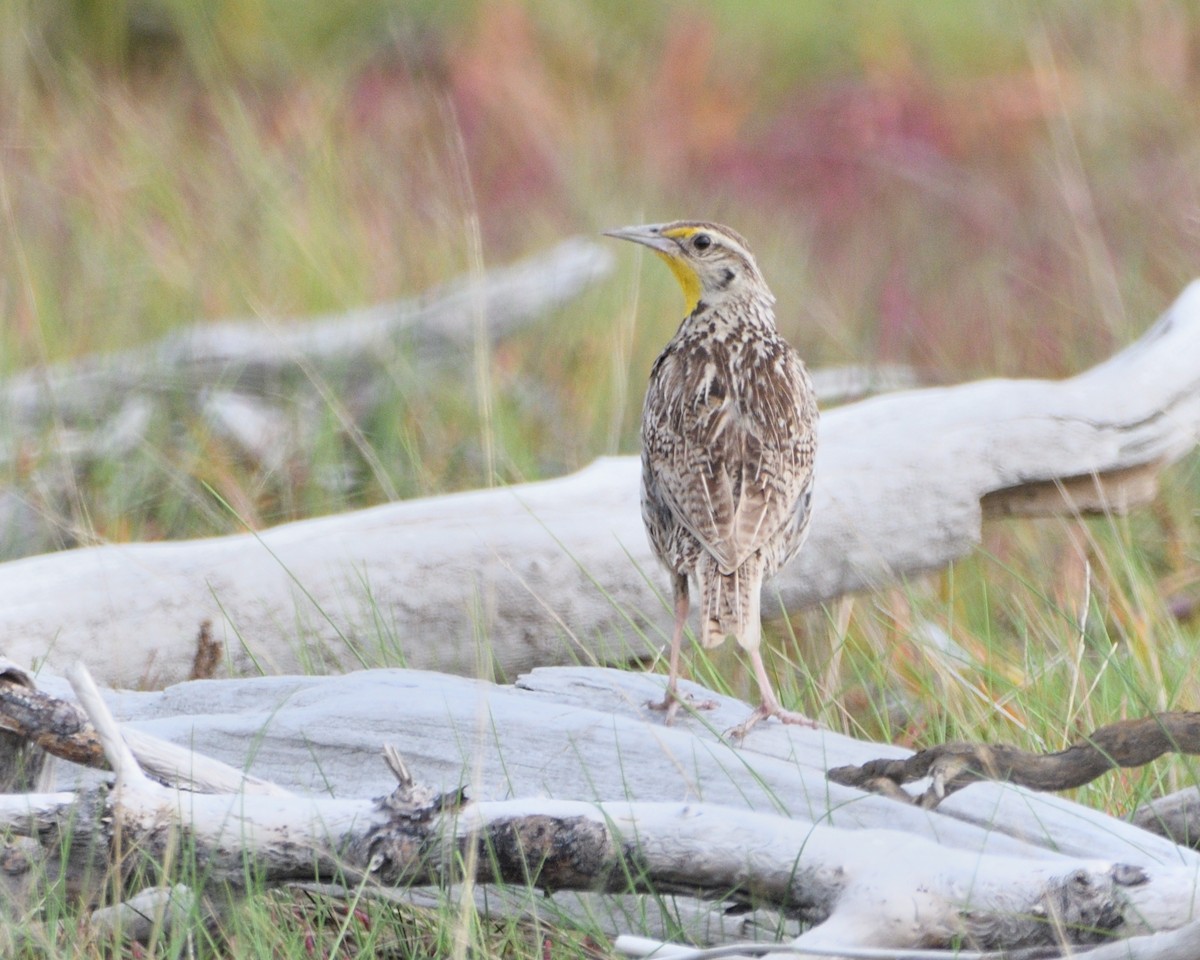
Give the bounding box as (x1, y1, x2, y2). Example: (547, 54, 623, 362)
(604, 220, 771, 315)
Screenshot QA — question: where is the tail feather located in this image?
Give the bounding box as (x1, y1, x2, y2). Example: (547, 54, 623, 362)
(698, 553, 764, 651)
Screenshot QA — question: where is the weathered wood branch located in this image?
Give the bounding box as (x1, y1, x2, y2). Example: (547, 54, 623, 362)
(828, 713, 1200, 809)
(0, 238, 614, 558)
(0, 660, 286, 798)
(5, 664, 1199, 958)
(0, 664, 1196, 952)
(4, 781, 1163, 955)
(2, 282, 1200, 687)
(617, 920, 1200, 960)
(25, 665, 1188, 872)
(1, 238, 613, 428)
(1135, 791, 1200, 851)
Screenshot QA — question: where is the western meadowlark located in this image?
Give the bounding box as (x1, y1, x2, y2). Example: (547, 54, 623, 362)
(605, 220, 818, 738)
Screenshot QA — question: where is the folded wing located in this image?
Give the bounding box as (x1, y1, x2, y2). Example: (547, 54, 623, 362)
(644, 341, 817, 576)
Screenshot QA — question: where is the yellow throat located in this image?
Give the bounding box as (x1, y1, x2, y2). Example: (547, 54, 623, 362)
(654, 228, 703, 314)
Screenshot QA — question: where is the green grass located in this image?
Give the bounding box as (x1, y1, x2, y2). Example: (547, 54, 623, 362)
(4, 0, 1200, 956)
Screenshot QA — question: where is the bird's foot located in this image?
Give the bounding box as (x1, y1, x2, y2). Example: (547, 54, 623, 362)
(727, 703, 819, 741)
(647, 690, 718, 725)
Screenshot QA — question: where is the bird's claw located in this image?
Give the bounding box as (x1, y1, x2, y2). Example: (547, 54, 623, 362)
(648, 690, 718, 725)
(727, 704, 819, 741)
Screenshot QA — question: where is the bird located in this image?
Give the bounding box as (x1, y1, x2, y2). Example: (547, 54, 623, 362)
(605, 220, 819, 739)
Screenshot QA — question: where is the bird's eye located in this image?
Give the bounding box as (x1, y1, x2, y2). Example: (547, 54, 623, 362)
(693, 234, 712, 251)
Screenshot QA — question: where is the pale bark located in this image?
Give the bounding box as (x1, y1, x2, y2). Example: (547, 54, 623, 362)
(0, 237, 614, 558)
(1, 237, 613, 427)
(2, 282, 1200, 687)
(3, 663, 1197, 957)
(22, 665, 1185, 876)
(1135, 788, 1200, 849)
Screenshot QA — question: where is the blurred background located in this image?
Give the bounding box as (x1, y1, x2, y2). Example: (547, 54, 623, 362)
(4, 1, 1199, 500)
(3, 1, 1200, 753)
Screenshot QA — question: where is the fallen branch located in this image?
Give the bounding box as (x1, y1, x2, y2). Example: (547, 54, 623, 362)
(2, 237, 613, 429)
(2, 664, 1199, 955)
(0, 238, 614, 559)
(615, 922, 1200, 960)
(2, 664, 1193, 958)
(1134, 790, 1200, 851)
(828, 713, 1200, 809)
(3, 282, 1200, 686)
(0, 659, 286, 797)
(23, 665, 1185, 875)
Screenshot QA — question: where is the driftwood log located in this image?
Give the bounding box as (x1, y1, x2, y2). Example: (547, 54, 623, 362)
(1, 238, 614, 432)
(3, 662, 1200, 959)
(0, 237, 615, 558)
(1, 281, 1200, 687)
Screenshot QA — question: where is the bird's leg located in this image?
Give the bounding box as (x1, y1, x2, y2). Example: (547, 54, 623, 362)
(728, 645, 818, 740)
(648, 575, 689, 723)
(648, 575, 718, 723)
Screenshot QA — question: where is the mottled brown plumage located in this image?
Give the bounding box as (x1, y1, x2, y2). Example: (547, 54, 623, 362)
(605, 220, 818, 737)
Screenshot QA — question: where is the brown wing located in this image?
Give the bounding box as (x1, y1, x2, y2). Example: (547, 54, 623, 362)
(644, 335, 817, 575)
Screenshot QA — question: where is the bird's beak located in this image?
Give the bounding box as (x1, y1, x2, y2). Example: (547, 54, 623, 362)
(603, 224, 676, 255)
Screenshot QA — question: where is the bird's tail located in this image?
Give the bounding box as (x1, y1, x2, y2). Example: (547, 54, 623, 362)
(698, 553, 763, 651)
